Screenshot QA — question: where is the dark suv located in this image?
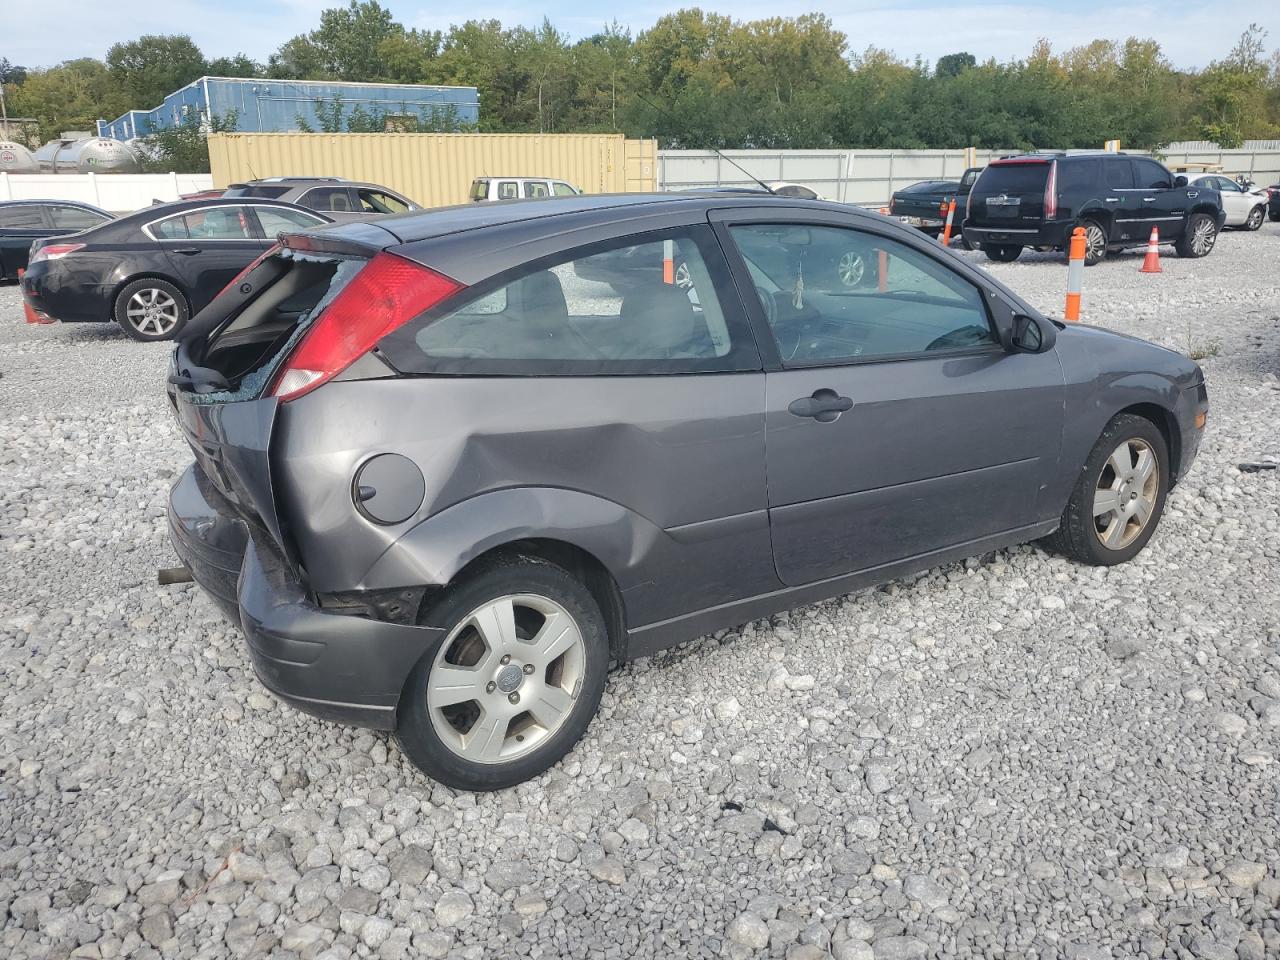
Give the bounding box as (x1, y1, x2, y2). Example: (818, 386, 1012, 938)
(963, 153, 1226, 265)
(168, 193, 1207, 790)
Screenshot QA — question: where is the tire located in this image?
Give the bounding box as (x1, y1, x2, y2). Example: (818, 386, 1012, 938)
(395, 555, 609, 790)
(1269, 207, 1280, 222)
(114, 278, 189, 341)
(984, 244, 1022, 262)
(1244, 205, 1264, 231)
(834, 248, 870, 287)
(958, 229, 976, 251)
(1080, 219, 1107, 266)
(1175, 213, 1218, 258)
(1042, 413, 1168, 566)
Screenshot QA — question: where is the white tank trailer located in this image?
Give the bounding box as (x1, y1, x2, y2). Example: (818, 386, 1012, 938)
(34, 136, 140, 174)
(0, 141, 40, 174)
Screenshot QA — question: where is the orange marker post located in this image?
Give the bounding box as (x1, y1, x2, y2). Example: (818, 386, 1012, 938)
(941, 198, 957, 246)
(1064, 227, 1085, 322)
(662, 239, 675, 284)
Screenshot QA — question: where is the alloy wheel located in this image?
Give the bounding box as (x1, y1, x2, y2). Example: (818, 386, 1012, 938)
(1084, 222, 1106, 262)
(1246, 207, 1263, 230)
(1093, 438, 1159, 550)
(673, 261, 692, 289)
(1190, 218, 1216, 255)
(837, 250, 865, 287)
(125, 288, 180, 336)
(426, 594, 586, 763)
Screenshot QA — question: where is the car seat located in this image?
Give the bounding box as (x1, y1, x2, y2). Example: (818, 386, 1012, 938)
(617, 284, 713, 359)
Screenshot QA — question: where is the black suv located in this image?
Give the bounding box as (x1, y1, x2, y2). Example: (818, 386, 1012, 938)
(963, 153, 1226, 265)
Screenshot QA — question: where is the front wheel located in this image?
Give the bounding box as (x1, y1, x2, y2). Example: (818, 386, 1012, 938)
(984, 244, 1022, 262)
(1244, 205, 1264, 231)
(1176, 213, 1218, 258)
(395, 556, 609, 790)
(1043, 413, 1168, 566)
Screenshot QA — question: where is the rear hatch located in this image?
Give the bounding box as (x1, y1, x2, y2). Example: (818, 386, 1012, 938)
(167, 228, 390, 552)
(967, 159, 1051, 226)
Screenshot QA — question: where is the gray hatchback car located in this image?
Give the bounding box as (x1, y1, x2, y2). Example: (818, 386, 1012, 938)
(168, 193, 1208, 790)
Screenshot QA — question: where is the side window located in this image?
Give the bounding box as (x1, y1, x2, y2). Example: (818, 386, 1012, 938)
(469, 180, 489, 201)
(378, 227, 756, 374)
(552, 182, 578, 197)
(50, 206, 108, 230)
(1105, 160, 1134, 190)
(497, 181, 518, 200)
(523, 181, 550, 199)
(728, 223, 995, 364)
(1215, 177, 1241, 193)
(256, 207, 326, 235)
(150, 215, 189, 240)
(358, 189, 411, 214)
(181, 207, 253, 239)
(1057, 159, 1099, 193)
(0, 205, 48, 228)
(1133, 160, 1173, 190)
(301, 187, 356, 212)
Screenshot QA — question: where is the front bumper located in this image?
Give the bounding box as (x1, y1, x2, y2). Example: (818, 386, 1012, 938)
(1173, 379, 1209, 483)
(168, 462, 442, 731)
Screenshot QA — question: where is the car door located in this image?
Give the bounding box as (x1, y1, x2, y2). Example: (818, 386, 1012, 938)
(713, 210, 1065, 586)
(149, 205, 270, 314)
(1130, 158, 1181, 237)
(0, 204, 54, 276)
(1102, 158, 1139, 242)
(1211, 177, 1248, 224)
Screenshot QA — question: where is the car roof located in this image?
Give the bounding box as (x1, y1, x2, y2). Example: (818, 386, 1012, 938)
(119, 197, 333, 226)
(310, 192, 876, 246)
(0, 199, 112, 214)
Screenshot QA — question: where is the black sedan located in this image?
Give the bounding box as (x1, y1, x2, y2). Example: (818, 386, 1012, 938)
(0, 200, 114, 280)
(20, 198, 331, 341)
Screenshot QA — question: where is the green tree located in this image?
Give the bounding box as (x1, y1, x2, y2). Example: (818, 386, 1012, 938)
(935, 52, 976, 78)
(207, 54, 262, 78)
(140, 109, 239, 172)
(106, 34, 207, 108)
(7, 59, 124, 142)
(270, 0, 404, 81)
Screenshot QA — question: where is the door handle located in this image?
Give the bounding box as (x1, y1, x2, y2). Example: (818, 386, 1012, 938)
(1142, 197, 1156, 202)
(1187, 191, 1198, 198)
(171, 247, 202, 256)
(1105, 197, 1120, 202)
(788, 388, 853, 423)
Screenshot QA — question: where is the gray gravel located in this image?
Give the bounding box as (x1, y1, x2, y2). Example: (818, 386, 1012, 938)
(2, 223, 1279, 960)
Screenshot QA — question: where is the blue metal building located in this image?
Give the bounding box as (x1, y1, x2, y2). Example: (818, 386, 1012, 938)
(98, 77, 480, 140)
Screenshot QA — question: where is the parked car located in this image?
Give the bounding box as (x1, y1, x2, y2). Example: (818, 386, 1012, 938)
(179, 188, 226, 201)
(469, 176, 582, 201)
(963, 152, 1226, 265)
(890, 167, 982, 238)
(223, 177, 421, 221)
(20, 198, 331, 340)
(0, 200, 113, 280)
(166, 192, 1207, 790)
(1266, 183, 1280, 222)
(1182, 174, 1268, 230)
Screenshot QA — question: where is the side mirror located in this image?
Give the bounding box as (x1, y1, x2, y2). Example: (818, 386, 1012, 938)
(1174, 175, 1188, 188)
(1011, 313, 1055, 353)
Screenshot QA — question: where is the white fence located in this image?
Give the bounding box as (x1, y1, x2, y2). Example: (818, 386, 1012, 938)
(0, 173, 216, 213)
(659, 147, 1280, 204)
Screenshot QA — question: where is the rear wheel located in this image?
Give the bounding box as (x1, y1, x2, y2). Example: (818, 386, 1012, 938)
(395, 556, 609, 790)
(1175, 213, 1218, 258)
(984, 244, 1022, 263)
(1043, 413, 1168, 566)
(114, 278, 189, 341)
(1081, 220, 1108, 266)
(1244, 205, 1264, 231)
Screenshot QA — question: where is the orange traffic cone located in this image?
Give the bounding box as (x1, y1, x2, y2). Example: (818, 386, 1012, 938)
(1140, 227, 1161, 273)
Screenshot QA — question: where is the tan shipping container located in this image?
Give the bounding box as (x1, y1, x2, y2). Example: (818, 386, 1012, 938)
(208, 132, 657, 208)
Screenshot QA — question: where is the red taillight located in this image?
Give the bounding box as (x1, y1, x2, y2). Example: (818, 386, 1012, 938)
(1044, 161, 1058, 220)
(269, 252, 462, 402)
(215, 244, 281, 302)
(30, 243, 85, 264)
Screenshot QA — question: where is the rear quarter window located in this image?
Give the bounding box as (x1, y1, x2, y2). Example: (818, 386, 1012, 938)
(377, 226, 759, 376)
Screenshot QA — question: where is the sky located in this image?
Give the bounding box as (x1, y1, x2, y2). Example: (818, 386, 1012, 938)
(1, 0, 1258, 72)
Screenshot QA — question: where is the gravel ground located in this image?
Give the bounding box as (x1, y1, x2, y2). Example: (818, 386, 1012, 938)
(2, 225, 1279, 960)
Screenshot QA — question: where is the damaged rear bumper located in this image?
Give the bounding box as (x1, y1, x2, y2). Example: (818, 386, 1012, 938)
(168, 462, 443, 731)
